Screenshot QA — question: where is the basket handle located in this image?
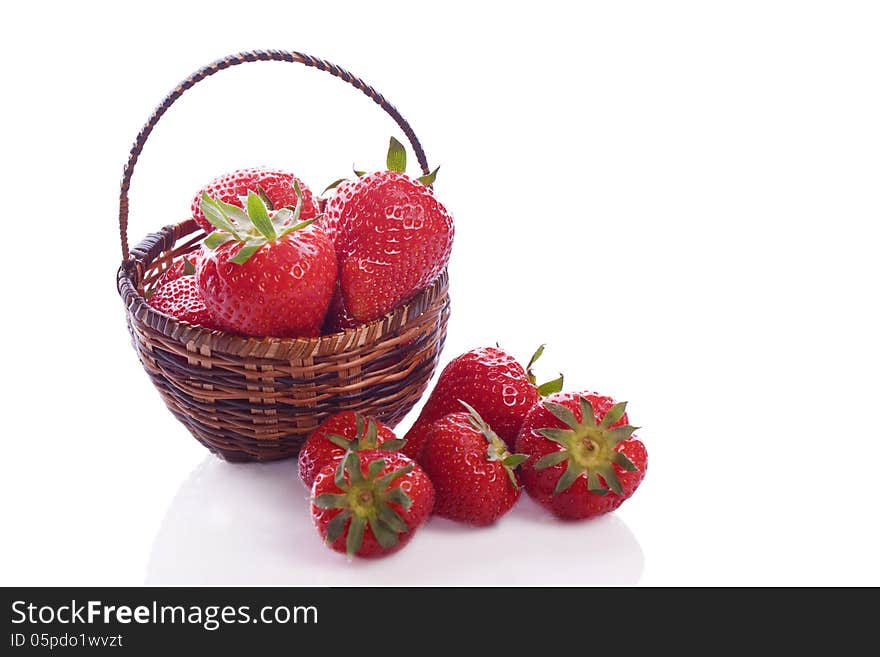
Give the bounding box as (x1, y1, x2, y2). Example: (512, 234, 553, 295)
(118, 50, 430, 261)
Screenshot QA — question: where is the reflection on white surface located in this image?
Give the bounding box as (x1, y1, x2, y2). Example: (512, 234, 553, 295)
(146, 456, 644, 585)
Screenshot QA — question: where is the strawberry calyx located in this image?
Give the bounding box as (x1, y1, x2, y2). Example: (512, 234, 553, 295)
(313, 452, 414, 556)
(199, 181, 316, 264)
(534, 397, 640, 496)
(324, 413, 407, 452)
(322, 137, 440, 195)
(458, 400, 527, 489)
(525, 344, 564, 397)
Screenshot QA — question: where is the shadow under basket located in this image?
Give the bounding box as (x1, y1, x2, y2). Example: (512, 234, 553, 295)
(115, 50, 450, 462)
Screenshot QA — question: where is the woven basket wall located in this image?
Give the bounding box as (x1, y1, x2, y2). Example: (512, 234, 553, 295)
(116, 51, 450, 462)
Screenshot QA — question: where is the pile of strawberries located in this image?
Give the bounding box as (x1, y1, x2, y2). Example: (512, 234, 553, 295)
(299, 346, 648, 558)
(147, 138, 453, 337)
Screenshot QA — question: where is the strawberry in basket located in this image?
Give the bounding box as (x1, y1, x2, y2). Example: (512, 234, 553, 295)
(196, 184, 337, 337)
(323, 138, 454, 323)
(191, 168, 320, 233)
(147, 254, 219, 330)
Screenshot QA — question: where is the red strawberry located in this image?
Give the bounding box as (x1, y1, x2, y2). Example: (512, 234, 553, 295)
(516, 391, 647, 520)
(419, 403, 525, 526)
(196, 187, 336, 337)
(325, 138, 454, 322)
(310, 450, 434, 558)
(191, 168, 319, 233)
(321, 282, 361, 333)
(298, 412, 404, 488)
(402, 345, 562, 460)
(147, 273, 219, 330)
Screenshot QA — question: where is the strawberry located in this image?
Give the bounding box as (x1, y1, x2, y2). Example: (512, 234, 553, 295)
(402, 345, 563, 460)
(516, 391, 647, 520)
(196, 186, 337, 337)
(419, 402, 526, 526)
(297, 412, 404, 488)
(191, 168, 319, 233)
(325, 138, 453, 322)
(147, 273, 219, 330)
(310, 450, 434, 558)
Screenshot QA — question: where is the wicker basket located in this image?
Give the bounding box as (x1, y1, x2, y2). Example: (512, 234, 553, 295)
(116, 50, 450, 462)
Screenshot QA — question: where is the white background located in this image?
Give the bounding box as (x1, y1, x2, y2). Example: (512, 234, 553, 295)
(1, 1, 878, 586)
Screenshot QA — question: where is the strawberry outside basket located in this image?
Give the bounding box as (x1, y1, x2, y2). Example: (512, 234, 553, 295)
(116, 50, 450, 462)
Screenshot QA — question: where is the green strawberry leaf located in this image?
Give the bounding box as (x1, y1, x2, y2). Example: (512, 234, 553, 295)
(246, 191, 276, 241)
(344, 451, 365, 485)
(377, 504, 409, 531)
(346, 516, 366, 556)
(536, 427, 574, 445)
(587, 472, 608, 496)
(353, 168, 366, 177)
(334, 456, 347, 489)
(373, 463, 414, 491)
(417, 166, 440, 186)
(278, 217, 316, 239)
(200, 193, 239, 235)
(326, 434, 353, 450)
(537, 374, 564, 397)
(534, 450, 568, 470)
(367, 458, 385, 479)
(598, 465, 623, 495)
(203, 231, 235, 250)
(291, 180, 304, 224)
(271, 208, 293, 227)
(325, 510, 351, 543)
(544, 401, 580, 430)
(609, 425, 638, 445)
(369, 516, 400, 550)
(600, 401, 628, 429)
(578, 397, 597, 427)
(527, 344, 545, 374)
(313, 493, 347, 509)
(502, 454, 528, 468)
(554, 460, 581, 495)
(383, 487, 413, 512)
(228, 240, 266, 265)
(182, 257, 197, 276)
(215, 199, 250, 227)
(254, 184, 274, 211)
(379, 438, 407, 451)
(386, 136, 407, 173)
(613, 451, 639, 472)
(322, 178, 349, 195)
